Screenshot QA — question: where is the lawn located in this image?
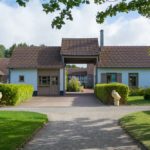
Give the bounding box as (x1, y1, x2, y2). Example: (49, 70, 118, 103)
(120, 111, 150, 150)
(127, 96, 150, 105)
(0, 111, 48, 150)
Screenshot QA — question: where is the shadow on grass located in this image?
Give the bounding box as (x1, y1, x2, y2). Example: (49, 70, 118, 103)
(0, 111, 48, 150)
(120, 111, 150, 149)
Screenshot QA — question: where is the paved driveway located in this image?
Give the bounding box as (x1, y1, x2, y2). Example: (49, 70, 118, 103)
(18, 94, 101, 107)
(1, 94, 150, 150)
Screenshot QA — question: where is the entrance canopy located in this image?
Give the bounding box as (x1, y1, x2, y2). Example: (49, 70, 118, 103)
(61, 38, 99, 64)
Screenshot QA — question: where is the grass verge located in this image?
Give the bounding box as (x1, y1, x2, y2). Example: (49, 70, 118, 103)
(0, 111, 48, 150)
(120, 111, 150, 150)
(128, 96, 150, 105)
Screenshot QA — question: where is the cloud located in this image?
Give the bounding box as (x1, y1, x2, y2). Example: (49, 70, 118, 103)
(0, 0, 150, 48)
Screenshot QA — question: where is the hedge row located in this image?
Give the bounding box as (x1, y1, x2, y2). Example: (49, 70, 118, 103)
(95, 83, 129, 105)
(0, 84, 34, 105)
(129, 88, 150, 100)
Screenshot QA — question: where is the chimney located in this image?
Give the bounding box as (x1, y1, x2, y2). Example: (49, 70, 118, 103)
(100, 29, 104, 47)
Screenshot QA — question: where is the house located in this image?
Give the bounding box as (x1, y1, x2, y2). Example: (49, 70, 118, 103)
(0, 58, 9, 83)
(96, 46, 150, 88)
(9, 31, 150, 96)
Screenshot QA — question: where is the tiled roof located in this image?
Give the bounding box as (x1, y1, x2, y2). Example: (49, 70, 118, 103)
(67, 68, 87, 76)
(9, 46, 64, 69)
(61, 38, 99, 56)
(0, 58, 9, 75)
(97, 46, 150, 68)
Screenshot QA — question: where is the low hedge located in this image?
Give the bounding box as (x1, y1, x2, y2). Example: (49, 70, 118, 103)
(129, 88, 145, 96)
(144, 88, 150, 100)
(95, 83, 129, 105)
(0, 84, 34, 105)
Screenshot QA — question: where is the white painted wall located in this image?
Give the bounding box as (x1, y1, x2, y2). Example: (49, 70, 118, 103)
(97, 68, 150, 88)
(10, 69, 38, 91)
(60, 68, 64, 91)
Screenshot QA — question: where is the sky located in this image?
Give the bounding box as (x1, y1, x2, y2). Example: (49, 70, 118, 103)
(0, 0, 150, 49)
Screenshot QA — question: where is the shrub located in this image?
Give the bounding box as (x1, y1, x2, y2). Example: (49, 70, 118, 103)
(144, 88, 150, 100)
(129, 88, 145, 96)
(67, 77, 81, 92)
(95, 83, 129, 105)
(0, 84, 34, 105)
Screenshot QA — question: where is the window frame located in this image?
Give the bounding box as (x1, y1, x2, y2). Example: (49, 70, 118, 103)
(50, 76, 58, 85)
(19, 75, 24, 82)
(128, 73, 139, 88)
(39, 76, 50, 86)
(106, 73, 117, 83)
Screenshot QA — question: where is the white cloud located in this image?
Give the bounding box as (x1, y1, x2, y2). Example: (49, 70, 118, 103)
(0, 0, 150, 48)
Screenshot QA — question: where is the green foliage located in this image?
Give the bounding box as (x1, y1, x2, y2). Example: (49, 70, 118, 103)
(95, 83, 129, 105)
(120, 111, 150, 149)
(0, 84, 34, 105)
(65, 70, 68, 90)
(67, 77, 81, 92)
(5, 43, 28, 58)
(16, 0, 150, 29)
(144, 88, 150, 100)
(128, 96, 150, 105)
(0, 111, 48, 150)
(66, 64, 78, 68)
(129, 88, 145, 96)
(0, 45, 5, 58)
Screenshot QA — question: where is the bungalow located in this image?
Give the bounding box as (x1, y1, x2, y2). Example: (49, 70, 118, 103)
(9, 31, 150, 96)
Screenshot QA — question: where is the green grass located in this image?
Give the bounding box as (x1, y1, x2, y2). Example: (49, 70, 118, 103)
(120, 111, 150, 149)
(0, 111, 48, 150)
(128, 96, 150, 105)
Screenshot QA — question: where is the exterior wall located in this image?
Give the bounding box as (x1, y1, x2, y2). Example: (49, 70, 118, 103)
(38, 69, 59, 96)
(10, 69, 38, 91)
(0, 75, 8, 83)
(87, 64, 94, 88)
(97, 68, 150, 88)
(60, 68, 65, 95)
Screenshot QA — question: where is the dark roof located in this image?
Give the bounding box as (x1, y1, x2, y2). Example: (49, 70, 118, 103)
(67, 68, 87, 76)
(9, 46, 64, 69)
(61, 38, 99, 56)
(0, 58, 9, 75)
(97, 46, 150, 68)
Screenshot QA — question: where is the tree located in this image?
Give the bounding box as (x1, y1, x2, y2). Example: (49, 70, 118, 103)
(16, 0, 150, 29)
(0, 45, 5, 58)
(5, 43, 28, 58)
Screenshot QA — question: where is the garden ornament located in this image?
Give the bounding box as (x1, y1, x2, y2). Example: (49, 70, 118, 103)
(111, 90, 121, 106)
(0, 92, 2, 100)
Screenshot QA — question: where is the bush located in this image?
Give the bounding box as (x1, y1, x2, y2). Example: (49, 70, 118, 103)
(129, 88, 145, 96)
(95, 83, 129, 105)
(0, 84, 34, 105)
(67, 77, 81, 92)
(144, 88, 150, 100)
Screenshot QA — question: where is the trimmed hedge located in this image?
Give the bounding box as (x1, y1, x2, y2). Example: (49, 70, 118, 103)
(0, 84, 34, 105)
(95, 83, 129, 105)
(144, 88, 150, 100)
(129, 88, 145, 96)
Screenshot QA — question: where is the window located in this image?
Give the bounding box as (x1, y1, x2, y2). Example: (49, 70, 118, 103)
(51, 76, 58, 85)
(106, 73, 117, 83)
(19, 75, 24, 82)
(129, 73, 138, 87)
(39, 76, 50, 86)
